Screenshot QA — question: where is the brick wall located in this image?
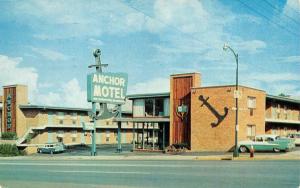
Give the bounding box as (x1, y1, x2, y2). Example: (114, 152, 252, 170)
(191, 86, 266, 151)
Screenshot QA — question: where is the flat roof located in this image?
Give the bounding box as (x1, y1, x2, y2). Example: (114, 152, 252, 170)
(19, 104, 132, 114)
(266, 95, 300, 104)
(3, 84, 27, 88)
(170, 72, 200, 77)
(192, 85, 266, 92)
(127, 92, 170, 99)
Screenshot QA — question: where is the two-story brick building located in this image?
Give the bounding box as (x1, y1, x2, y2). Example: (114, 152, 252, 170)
(1, 72, 300, 153)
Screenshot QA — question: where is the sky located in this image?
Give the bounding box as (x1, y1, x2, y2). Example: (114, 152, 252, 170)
(0, 0, 299, 108)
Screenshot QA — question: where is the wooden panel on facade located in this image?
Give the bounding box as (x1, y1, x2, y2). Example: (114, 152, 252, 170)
(172, 76, 192, 146)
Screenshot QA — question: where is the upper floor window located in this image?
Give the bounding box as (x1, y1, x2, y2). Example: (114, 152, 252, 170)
(247, 97, 256, 109)
(145, 99, 154, 116)
(57, 112, 64, 120)
(155, 98, 164, 116)
(71, 112, 77, 120)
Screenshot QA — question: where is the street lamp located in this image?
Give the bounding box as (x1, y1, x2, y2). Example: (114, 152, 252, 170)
(223, 44, 239, 158)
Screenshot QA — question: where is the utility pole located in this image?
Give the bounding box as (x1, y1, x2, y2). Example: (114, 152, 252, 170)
(223, 44, 239, 158)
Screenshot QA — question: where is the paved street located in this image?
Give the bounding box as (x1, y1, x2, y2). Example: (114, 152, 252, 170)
(0, 159, 299, 188)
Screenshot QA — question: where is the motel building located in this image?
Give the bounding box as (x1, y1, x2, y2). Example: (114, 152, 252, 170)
(0, 72, 300, 154)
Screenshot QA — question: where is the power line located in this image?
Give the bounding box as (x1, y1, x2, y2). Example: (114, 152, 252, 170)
(262, 0, 300, 26)
(237, 0, 299, 37)
(117, 0, 213, 47)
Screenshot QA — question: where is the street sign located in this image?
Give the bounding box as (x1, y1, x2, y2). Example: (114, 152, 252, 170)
(234, 90, 242, 99)
(82, 122, 95, 131)
(87, 72, 128, 104)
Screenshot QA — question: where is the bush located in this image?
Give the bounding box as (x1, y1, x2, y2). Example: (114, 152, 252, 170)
(1, 132, 17, 140)
(0, 144, 24, 157)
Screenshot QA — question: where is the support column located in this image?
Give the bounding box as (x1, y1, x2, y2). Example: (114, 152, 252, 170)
(152, 123, 155, 150)
(163, 123, 166, 150)
(91, 102, 97, 156)
(117, 105, 122, 153)
(147, 123, 149, 145)
(142, 123, 145, 150)
(132, 122, 136, 151)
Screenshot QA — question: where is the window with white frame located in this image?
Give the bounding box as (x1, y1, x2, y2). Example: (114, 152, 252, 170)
(247, 97, 256, 109)
(247, 125, 256, 140)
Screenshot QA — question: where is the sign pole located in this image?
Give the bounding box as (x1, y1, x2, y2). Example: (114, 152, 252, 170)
(91, 102, 97, 156)
(87, 48, 128, 156)
(117, 104, 122, 153)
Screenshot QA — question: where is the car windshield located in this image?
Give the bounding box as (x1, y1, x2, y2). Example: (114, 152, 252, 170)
(265, 137, 274, 142)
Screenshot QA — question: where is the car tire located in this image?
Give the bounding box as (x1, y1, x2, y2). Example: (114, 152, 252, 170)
(239, 146, 248, 153)
(273, 148, 280, 152)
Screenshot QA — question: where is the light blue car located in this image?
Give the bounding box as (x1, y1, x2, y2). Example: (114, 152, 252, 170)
(238, 135, 295, 153)
(37, 142, 65, 154)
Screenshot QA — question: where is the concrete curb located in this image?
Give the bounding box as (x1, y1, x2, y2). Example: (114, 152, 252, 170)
(1, 154, 299, 161)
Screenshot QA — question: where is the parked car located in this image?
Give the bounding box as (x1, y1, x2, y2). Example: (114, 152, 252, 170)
(37, 142, 65, 154)
(238, 134, 295, 153)
(287, 132, 300, 146)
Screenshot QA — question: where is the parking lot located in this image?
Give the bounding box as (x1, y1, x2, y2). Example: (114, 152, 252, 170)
(31, 143, 300, 157)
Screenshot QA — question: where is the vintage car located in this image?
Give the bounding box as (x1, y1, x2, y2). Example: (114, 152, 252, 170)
(287, 132, 300, 146)
(238, 134, 295, 153)
(37, 142, 65, 154)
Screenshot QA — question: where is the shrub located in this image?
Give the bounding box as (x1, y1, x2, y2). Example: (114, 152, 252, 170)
(0, 144, 24, 157)
(1, 132, 17, 140)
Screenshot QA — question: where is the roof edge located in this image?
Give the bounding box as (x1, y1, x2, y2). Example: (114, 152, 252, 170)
(192, 85, 266, 92)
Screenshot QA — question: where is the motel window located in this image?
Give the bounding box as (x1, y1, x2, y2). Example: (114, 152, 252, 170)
(72, 137, 76, 142)
(59, 119, 64, 125)
(276, 104, 281, 119)
(283, 106, 287, 120)
(106, 131, 110, 143)
(71, 112, 77, 118)
(247, 97, 256, 109)
(57, 112, 64, 119)
(155, 98, 164, 116)
(284, 127, 287, 136)
(145, 99, 154, 116)
(247, 125, 256, 140)
(72, 120, 76, 125)
(133, 99, 145, 117)
(271, 103, 277, 119)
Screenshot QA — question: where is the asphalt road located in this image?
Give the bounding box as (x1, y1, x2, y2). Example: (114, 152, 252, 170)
(0, 160, 299, 188)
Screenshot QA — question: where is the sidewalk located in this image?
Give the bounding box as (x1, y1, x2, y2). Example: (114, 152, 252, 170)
(1, 151, 299, 161)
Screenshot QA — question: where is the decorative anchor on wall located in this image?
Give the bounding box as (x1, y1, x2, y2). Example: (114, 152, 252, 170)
(198, 95, 228, 127)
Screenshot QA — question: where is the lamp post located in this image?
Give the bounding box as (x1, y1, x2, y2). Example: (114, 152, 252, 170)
(223, 44, 239, 158)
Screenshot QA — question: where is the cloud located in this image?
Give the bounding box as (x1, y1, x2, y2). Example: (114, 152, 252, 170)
(61, 78, 88, 108)
(0, 54, 89, 108)
(35, 78, 89, 108)
(0, 55, 38, 99)
(267, 83, 300, 96)
(249, 72, 300, 83)
(31, 47, 68, 61)
(128, 78, 169, 94)
(233, 40, 267, 54)
(88, 38, 104, 47)
(277, 55, 300, 63)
